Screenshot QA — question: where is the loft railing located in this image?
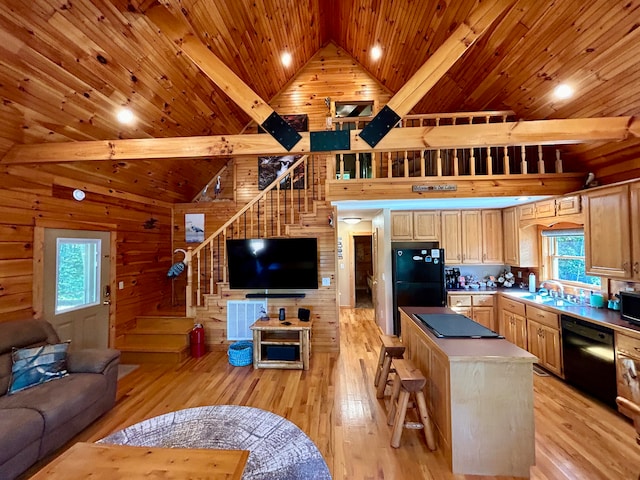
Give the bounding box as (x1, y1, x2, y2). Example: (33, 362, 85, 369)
(183, 155, 319, 315)
(330, 110, 566, 179)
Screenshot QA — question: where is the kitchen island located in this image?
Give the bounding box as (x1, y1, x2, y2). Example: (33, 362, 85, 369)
(400, 307, 537, 478)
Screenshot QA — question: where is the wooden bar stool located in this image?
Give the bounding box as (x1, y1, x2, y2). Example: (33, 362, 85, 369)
(386, 358, 436, 450)
(374, 335, 405, 399)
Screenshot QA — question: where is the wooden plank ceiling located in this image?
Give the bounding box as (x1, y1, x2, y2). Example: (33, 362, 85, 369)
(0, 0, 639, 202)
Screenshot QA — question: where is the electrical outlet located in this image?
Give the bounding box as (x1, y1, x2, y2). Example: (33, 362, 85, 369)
(322, 277, 331, 286)
(118, 281, 124, 290)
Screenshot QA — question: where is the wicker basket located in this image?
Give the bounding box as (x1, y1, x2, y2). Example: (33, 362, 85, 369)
(228, 340, 253, 367)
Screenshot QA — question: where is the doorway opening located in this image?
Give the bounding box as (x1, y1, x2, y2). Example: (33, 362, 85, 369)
(353, 235, 373, 308)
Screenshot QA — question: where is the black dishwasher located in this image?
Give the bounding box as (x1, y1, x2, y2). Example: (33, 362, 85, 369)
(561, 314, 617, 408)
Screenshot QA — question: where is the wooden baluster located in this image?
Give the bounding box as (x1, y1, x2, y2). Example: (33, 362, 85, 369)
(263, 196, 268, 238)
(387, 152, 392, 179)
(521, 145, 527, 174)
(185, 247, 194, 317)
(503, 115, 510, 175)
(404, 151, 409, 178)
(555, 149, 563, 173)
(435, 118, 443, 176)
(303, 157, 308, 213)
(503, 146, 510, 175)
(339, 153, 345, 180)
(450, 118, 458, 176)
(538, 145, 545, 173)
(328, 152, 336, 181)
(469, 147, 476, 176)
(485, 116, 493, 175)
(276, 183, 281, 237)
(464, 117, 473, 176)
(209, 243, 214, 295)
(196, 251, 201, 307)
(290, 171, 294, 224)
(356, 153, 361, 179)
(249, 205, 254, 237)
(420, 150, 425, 177)
(372, 152, 377, 179)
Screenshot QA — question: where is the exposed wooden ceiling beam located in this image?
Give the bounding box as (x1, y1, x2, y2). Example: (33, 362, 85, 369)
(2, 117, 636, 164)
(145, 3, 301, 150)
(359, 0, 517, 147)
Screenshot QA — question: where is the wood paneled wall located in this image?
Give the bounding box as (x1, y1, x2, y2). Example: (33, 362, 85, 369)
(172, 44, 392, 352)
(0, 167, 172, 337)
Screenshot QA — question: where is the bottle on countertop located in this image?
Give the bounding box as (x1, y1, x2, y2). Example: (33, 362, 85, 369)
(528, 273, 536, 293)
(579, 289, 586, 305)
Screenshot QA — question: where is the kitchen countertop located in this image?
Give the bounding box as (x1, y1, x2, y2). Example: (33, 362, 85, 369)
(499, 289, 640, 337)
(402, 306, 537, 362)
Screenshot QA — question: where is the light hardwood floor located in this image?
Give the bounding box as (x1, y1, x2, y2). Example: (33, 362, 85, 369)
(23, 308, 640, 479)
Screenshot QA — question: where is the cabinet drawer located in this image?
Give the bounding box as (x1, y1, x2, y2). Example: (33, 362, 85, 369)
(448, 294, 472, 307)
(616, 332, 640, 358)
(526, 305, 559, 329)
(557, 195, 581, 215)
(500, 296, 525, 316)
(472, 294, 494, 307)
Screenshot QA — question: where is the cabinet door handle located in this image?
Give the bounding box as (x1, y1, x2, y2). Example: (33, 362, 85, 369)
(634, 262, 639, 274)
(623, 261, 630, 272)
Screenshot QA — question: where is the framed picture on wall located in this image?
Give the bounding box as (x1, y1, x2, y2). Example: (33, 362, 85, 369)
(185, 213, 205, 243)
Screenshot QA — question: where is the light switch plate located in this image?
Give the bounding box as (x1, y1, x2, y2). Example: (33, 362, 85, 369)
(118, 281, 124, 290)
(322, 277, 331, 286)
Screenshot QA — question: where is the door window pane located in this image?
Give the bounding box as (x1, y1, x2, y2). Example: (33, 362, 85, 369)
(55, 238, 101, 313)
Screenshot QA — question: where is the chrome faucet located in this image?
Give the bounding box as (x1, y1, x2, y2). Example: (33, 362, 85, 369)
(539, 280, 565, 299)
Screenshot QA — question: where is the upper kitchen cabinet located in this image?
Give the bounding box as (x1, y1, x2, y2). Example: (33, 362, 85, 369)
(519, 195, 582, 222)
(584, 184, 632, 278)
(503, 207, 538, 267)
(390, 211, 441, 242)
(441, 210, 503, 265)
(481, 210, 504, 264)
(441, 211, 463, 263)
(631, 183, 640, 280)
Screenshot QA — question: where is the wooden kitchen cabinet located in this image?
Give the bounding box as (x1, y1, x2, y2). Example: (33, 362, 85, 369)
(441, 210, 462, 263)
(615, 331, 640, 418)
(481, 210, 503, 264)
(448, 293, 495, 331)
(584, 184, 632, 278)
(391, 211, 441, 242)
(525, 305, 562, 376)
(556, 195, 581, 216)
(498, 296, 527, 350)
(631, 182, 640, 280)
(503, 207, 538, 267)
(441, 210, 503, 265)
(534, 199, 556, 218)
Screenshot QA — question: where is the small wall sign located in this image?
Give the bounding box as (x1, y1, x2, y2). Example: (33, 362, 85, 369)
(412, 184, 457, 192)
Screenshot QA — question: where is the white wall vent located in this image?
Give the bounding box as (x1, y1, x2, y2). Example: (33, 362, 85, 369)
(227, 300, 267, 340)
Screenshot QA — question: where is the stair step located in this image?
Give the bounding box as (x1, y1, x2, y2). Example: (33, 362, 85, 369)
(120, 333, 188, 348)
(117, 344, 190, 364)
(135, 316, 195, 330)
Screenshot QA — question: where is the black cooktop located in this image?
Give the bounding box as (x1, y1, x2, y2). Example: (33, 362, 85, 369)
(414, 313, 503, 339)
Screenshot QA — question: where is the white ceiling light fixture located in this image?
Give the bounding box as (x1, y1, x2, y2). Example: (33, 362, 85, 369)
(281, 51, 292, 67)
(553, 83, 574, 100)
(72, 189, 86, 201)
(343, 218, 362, 225)
(116, 107, 135, 124)
(370, 45, 382, 61)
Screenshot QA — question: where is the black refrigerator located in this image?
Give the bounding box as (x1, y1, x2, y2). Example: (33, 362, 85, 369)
(392, 247, 446, 335)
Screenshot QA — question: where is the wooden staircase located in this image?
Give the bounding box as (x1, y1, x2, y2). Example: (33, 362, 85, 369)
(117, 316, 195, 364)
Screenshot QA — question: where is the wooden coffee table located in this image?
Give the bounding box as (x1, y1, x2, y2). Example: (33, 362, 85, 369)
(30, 442, 249, 479)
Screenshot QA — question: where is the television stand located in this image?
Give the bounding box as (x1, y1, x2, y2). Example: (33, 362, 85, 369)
(250, 318, 312, 370)
(245, 293, 306, 299)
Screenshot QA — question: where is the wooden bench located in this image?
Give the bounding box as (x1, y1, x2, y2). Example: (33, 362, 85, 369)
(386, 358, 436, 450)
(374, 335, 405, 399)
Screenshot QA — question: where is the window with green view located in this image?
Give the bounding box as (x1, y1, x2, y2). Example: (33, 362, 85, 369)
(55, 238, 101, 313)
(542, 229, 600, 287)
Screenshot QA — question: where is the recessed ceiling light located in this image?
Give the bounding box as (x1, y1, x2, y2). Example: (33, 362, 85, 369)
(281, 52, 292, 67)
(371, 45, 382, 60)
(72, 189, 86, 201)
(116, 108, 135, 124)
(553, 84, 574, 100)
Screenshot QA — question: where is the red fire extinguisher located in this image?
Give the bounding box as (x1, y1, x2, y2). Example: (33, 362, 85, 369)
(190, 323, 206, 358)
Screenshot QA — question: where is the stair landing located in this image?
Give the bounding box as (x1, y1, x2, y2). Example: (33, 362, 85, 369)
(117, 316, 195, 364)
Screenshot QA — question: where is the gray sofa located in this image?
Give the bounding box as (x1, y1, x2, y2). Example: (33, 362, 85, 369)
(0, 319, 120, 479)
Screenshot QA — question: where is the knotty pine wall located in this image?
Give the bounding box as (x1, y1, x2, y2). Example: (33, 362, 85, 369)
(0, 168, 172, 339)
(172, 43, 394, 352)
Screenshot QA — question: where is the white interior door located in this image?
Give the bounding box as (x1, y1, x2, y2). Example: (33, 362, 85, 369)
(43, 229, 110, 350)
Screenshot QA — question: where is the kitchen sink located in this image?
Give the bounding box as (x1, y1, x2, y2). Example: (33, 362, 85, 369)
(518, 293, 581, 307)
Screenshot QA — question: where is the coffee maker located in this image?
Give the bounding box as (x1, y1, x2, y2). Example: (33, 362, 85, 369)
(445, 268, 461, 289)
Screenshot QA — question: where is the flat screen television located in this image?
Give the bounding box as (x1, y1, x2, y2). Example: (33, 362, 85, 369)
(226, 238, 318, 290)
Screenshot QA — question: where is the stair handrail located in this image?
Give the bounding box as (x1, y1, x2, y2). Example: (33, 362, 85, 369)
(190, 154, 309, 258)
